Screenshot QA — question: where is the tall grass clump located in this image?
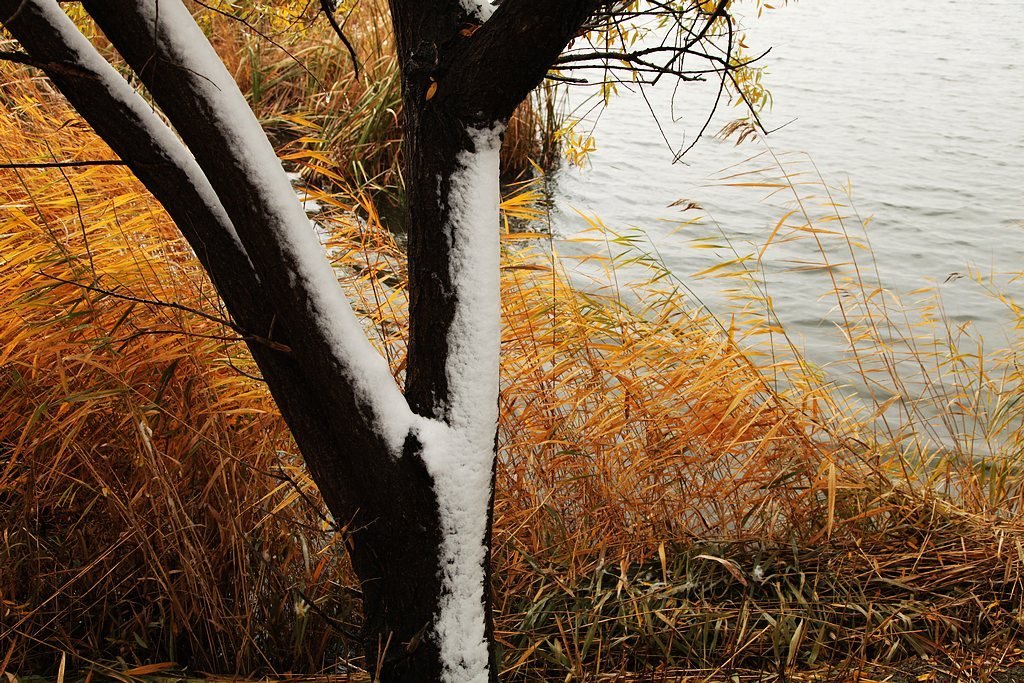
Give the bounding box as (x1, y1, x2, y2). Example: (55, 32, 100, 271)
(0, 64, 372, 674)
(489, 216, 1024, 678)
(695, 123, 1024, 517)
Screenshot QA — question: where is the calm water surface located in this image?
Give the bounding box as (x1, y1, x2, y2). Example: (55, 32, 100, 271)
(549, 0, 1024, 382)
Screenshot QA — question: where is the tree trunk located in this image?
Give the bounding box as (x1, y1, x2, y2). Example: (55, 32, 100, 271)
(346, 461, 446, 680)
(399, 101, 505, 682)
(2, 0, 602, 679)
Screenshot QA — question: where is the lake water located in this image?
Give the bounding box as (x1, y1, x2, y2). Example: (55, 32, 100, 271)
(548, 0, 1024, 387)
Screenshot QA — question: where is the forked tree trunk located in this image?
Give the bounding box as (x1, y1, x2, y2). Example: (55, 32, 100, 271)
(72, 3, 506, 679)
(1, 0, 603, 680)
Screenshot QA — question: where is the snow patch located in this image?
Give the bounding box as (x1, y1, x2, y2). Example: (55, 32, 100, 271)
(461, 0, 496, 22)
(419, 124, 504, 683)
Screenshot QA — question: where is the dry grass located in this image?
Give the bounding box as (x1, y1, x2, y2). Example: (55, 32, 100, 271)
(488, 217, 1024, 677)
(3, 6, 1024, 683)
(0, 66, 361, 674)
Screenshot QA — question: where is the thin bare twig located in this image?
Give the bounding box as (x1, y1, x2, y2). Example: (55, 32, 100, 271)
(191, 0, 324, 89)
(40, 272, 294, 354)
(320, 0, 360, 79)
(0, 159, 126, 169)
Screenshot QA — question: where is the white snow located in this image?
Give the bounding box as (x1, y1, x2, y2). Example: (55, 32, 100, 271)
(138, 0, 414, 454)
(30, 0, 247, 258)
(461, 0, 496, 22)
(418, 124, 504, 683)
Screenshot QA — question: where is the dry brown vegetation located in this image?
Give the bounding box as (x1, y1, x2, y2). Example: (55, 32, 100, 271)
(3, 3, 1024, 682)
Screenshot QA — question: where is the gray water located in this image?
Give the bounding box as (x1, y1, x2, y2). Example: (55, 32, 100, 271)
(548, 0, 1024, 379)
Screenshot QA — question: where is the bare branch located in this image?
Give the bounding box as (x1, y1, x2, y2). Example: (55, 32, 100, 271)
(192, 0, 326, 89)
(81, 0, 413, 454)
(319, 0, 360, 80)
(39, 271, 294, 353)
(0, 46, 92, 77)
(439, 0, 606, 122)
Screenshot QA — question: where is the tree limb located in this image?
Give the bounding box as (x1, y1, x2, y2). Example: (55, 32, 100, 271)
(319, 0, 360, 80)
(40, 272, 293, 353)
(80, 0, 413, 456)
(0, 0, 266, 313)
(438, 0, 606, 122)
(0, 0, 391, 529)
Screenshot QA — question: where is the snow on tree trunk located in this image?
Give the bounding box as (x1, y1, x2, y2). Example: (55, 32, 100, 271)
(416, 124, 503, 683)
(460, 0, 496, 21)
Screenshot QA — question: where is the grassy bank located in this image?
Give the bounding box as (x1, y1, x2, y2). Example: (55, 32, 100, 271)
(3, 3, 1024, 681)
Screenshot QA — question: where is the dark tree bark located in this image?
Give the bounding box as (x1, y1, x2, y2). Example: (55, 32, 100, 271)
(390, 7, 604, 679)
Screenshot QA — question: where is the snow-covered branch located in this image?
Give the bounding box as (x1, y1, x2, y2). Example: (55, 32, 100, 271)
(82, 0, 415, 454)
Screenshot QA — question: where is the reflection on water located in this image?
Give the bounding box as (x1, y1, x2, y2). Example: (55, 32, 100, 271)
(547, 0, 1024, 383)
